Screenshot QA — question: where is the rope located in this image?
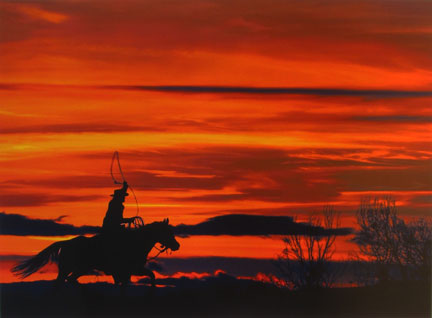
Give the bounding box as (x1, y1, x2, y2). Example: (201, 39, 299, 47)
(110, 151, 140, 216)
(129, 185, 140, 216)
(110, 151, 125, 185)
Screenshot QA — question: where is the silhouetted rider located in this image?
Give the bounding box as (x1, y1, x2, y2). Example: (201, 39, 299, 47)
(102, 181, 137, 232)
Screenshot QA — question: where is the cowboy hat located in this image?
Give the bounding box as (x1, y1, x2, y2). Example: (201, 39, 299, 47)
(110, 189, 129, 197)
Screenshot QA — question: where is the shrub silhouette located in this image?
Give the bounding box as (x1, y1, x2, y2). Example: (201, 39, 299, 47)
(354, 197, 431, 284)
(275, 207, 341, 289)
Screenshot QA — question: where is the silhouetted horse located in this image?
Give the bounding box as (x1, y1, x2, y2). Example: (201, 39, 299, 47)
(12, 219, 180, 286)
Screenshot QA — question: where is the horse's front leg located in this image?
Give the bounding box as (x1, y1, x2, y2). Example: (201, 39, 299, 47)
(55, 267, 69, 287)
(133, 267, 155, 287)
(66, 271, 82, 284)
(112, 273, 130, 285)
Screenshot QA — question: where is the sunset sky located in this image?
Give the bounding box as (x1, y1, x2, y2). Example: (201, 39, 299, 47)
(1, 0, 431, 283)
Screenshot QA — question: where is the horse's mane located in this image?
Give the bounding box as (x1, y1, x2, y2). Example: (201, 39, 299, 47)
(135, 220, 172, 234)
(149, 221, 172, 229)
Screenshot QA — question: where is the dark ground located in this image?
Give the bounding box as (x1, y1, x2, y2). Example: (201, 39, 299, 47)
(1, 277, 430, 318)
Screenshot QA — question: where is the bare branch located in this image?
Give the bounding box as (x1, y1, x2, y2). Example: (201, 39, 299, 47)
(275, 206, 342, 289)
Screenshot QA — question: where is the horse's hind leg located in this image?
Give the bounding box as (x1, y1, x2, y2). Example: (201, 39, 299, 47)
(66, 271, 82, 284)
(55, 267, 69, 286)
(113, 273, 131, 286)
(113, 274, 121, 285)
(55, 249, 73, 286)
(145, 268, 156, 288)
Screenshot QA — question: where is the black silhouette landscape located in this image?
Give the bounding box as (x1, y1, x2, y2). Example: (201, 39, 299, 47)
(2, 277, 430, 317)
(2, 198, 431, 317)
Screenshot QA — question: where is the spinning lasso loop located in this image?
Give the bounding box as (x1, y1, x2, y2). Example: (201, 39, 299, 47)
(110, 151, 140, 216)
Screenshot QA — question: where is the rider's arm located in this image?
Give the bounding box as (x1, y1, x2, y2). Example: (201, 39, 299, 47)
(120, 182, 129, 224)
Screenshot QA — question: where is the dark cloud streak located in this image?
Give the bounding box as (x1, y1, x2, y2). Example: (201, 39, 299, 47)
(0, 212, 352, 237)
(0, 212, 100, 236)
(3, 171, 227, 191)
(0, 123, 161, 135)
(0, 193, 103, 207)
(354, 115, 432, 123)
(0, 83, 430, 98)
(94, 85, 432, 98)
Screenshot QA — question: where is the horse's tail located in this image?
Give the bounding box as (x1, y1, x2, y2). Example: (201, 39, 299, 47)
(11, 241, 64, 278)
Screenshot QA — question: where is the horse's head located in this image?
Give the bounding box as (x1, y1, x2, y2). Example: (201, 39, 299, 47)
(145, 218, 180, 252)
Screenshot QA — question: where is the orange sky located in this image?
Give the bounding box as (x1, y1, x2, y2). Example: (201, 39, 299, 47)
(0, 0, 431, 281)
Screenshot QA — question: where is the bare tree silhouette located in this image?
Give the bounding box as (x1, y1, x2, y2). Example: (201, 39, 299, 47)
(354, 197, 431, 283)
(275, 207, 341, 289)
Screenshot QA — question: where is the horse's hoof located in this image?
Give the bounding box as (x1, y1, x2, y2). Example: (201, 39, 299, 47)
(54, 281, 65, 289)
(67, 280, 80, 286)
